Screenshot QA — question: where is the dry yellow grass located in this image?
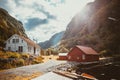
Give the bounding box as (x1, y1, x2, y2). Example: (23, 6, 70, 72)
(0, 72, 43, 80)
(42, 55, 59, 62)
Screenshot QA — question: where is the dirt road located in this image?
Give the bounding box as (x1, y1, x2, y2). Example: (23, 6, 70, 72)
(0, 60, 66, 80)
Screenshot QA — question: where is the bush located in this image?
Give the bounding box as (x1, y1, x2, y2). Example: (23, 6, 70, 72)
(32, 56, 43, 64)
(16, 59, 25, 66)
(35, 56, 43, 62)
(100, 50, 110, 57)
(7, 52, 20, 58)
(32, 60, 40, 64)
(3, 63, 13, 69)
(0, 50, 44, 70)
(21, 53, 30, 58)
(0, 51, 19, 58)
(3, 52, 20, 58)
(0, 51, 4, 58)
(100, 50, 106, 56)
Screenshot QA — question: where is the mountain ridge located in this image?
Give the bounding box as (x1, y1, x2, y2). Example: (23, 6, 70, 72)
(60, 0, 120, 54)
(39, 31, 64, 49)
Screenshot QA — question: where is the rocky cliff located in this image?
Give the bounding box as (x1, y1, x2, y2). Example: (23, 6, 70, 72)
(60, 0, 120, 54)
(0, 8, 27, 47)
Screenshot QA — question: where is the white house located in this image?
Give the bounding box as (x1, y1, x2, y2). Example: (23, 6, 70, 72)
(5, 34, 41, 56)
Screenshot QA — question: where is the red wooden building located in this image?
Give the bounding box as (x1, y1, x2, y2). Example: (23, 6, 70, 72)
(58, 53, 68, 60)
(67, 45, 99, 62)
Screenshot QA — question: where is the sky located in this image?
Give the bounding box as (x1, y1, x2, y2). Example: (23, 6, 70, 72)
(0, 0, 94, 42)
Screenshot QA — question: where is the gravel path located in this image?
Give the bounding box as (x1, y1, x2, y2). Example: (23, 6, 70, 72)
(0, 60, 67, 78)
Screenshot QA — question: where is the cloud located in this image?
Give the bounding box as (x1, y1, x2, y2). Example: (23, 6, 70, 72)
(25, 18, 48, 30)
(45, 0, 65, 7)
(0, 0, 95, 42)
(0, 0, 10, 11)
(34, 3, 56, 20)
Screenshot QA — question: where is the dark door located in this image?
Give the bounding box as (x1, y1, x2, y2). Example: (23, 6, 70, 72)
(18, 46, 23, 52)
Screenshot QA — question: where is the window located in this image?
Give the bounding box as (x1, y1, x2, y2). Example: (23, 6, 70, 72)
(82, 54, 85, 60)
(68, 56, 71, 59)
(8, 47, 11, 50)
(12, 39, 19, 43)
(16, 39, 19, 43)
(21, 40, 23, 43)
(18, 46, 23, 52)
(12, 39, 15, 43)
(77, 57, 79, 60)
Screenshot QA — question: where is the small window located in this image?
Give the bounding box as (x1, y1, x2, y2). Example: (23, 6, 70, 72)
(77, 57, 79, 60)
(68, 56, 71, 59)
(16, 39, 19, 43)
(21, 40, 23, 43)
(82, 54, 85, 60)
(12, 39, 15, 43)
(8, 47, 11, 51)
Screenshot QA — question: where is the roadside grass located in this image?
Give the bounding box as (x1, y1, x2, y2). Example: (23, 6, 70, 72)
(0, 50, 43, 70)
(0, 72, 43, 80)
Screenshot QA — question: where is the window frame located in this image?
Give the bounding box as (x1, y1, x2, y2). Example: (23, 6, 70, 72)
(82, 54, 85, 60)
(16, 39, 19, 43)
(12, 39, 15, 43)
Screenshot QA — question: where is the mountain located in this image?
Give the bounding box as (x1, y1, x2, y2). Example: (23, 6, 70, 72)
(39, 31, 64, 49)
(0, 8, 27, 47)
(60, 0, 120, 54)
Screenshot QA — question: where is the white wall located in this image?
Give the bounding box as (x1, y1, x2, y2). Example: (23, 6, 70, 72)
(5, 34, 27, 53)
(27, 44, 41, 56)
(36, 48, 41, 56)
(5, 34, 41, 56)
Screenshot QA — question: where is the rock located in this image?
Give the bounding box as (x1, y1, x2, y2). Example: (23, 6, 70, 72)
(0, 8, 27, 47)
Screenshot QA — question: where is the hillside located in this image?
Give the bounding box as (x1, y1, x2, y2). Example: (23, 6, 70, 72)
(60, 0, 120, 55)
(0, 8, 27, 47)
(39, 31, 64, 49)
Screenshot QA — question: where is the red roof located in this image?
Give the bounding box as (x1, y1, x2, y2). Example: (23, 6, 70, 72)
(76, 45, 98, 55)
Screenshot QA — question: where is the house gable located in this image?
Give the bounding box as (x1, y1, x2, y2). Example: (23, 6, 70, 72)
(67, 46, 86, 56)
(5, 34, 19, 43)
(5, 34, 40, 48)
(67, 46, 85, 61)
(5, 34, 27, 47)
